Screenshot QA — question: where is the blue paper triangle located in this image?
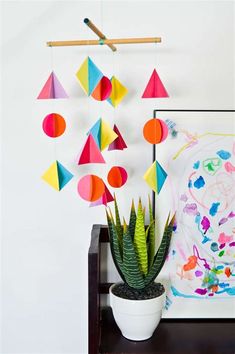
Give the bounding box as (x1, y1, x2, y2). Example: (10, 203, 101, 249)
(56, 161, 73, 190)
(156, 162, 167, 193)
(88, 57, 103, 95)
(88, 118, 102, 149)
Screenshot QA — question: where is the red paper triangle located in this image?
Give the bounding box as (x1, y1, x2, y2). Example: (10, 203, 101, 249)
(108, 125, 127, 151)
(142, 69, 169, 98)
(77, 134, 105, 165)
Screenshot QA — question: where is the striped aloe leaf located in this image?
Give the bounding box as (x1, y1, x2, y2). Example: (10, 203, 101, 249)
(148, 195, 155, 267)
(106, 210, 125, 282)
(134, 199, 148, 276)
(128, 199, 136, 240)
(123, 220, 145, 289)
(114, 195, 123, 250)
(144, 214, 175, 287)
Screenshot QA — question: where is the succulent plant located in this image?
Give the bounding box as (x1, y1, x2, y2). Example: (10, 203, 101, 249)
(106, 196, 175, 290)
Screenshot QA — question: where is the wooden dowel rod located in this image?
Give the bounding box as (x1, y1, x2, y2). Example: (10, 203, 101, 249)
(84, 18, 117, 52)
(47, 37, 161, 47)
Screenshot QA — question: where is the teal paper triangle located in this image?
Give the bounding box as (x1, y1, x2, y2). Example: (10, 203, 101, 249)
(156, 162, 167, 193)
(56, 161, 73, 190)
(88, 118, 102, 149)
(88, 57, 103, 95)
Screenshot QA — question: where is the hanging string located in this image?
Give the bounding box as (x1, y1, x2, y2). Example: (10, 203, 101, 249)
(112, 50, 117, 167)
(100, 0, 104, 33)
(154, 42, 157, 163)
(99, 0, 104, 121)
(50, 46, 57, 162)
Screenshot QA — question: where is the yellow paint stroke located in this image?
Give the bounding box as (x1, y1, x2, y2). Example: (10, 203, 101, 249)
(173, 132, 235, 160)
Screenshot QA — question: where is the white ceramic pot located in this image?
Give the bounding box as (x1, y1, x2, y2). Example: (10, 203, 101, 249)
(109, 283, 166, 341)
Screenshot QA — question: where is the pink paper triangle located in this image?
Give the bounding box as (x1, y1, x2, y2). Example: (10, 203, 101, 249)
(108, 125, 127, 151)
(90, 185, 114, 207)
(76, 134, 105, 165)
(37, 71, 68, 99)
(142, 69, 169, 98)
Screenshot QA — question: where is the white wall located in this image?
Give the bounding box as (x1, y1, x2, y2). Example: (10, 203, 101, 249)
(1, 1, 234, 353)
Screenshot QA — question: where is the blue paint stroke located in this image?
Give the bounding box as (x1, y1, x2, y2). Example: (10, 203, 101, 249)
(211, 242, 219, 252)
(218, 283, 229, 289)
(209, 202, 220, 216)
(193, 161, 200, 169)
(171, 286, 202, 299)
(194, 176, 205, 189)
(216, 150, 231, 160)
(215, 287, 235, 296)
(216, 265, 224, 270)
(165, 296, 172, 310)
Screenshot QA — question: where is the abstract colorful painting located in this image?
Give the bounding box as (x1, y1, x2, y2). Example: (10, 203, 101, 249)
(161, 116, 235, 318)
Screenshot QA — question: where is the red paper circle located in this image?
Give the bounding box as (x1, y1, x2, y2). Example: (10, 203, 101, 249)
(42, 113, 66, 138)
(143, 118, 168, 144)
(91, 76, 112, 101)
(77, 175, 105, 202)
(107, 166, 128, 188)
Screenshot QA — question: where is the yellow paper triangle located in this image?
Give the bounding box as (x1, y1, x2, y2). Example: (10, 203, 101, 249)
(41, 161, 60, 191)
(100, 119, 118, 150)
(76, 57, 89, 95)
(143, 162, 157, 192)
(108, 76, 128, 107)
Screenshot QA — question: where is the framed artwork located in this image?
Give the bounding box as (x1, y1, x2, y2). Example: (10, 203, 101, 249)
(154, 110, 235, 318)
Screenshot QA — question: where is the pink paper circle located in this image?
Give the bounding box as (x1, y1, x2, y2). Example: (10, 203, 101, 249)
(77, 175, 105, 202)
(107, 166, 128, 188)
(42, 113, 66, 138)
(143, 118, 168, 144)
(91, 76, 112, 101)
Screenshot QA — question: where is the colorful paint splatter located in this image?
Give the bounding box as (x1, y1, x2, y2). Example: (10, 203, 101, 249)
(168, 136, 235, 301)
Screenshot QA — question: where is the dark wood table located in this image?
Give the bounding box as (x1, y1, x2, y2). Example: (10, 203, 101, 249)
(99, 307, 235, 354)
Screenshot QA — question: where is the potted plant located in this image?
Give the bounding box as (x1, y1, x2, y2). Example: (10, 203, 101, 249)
(106, 196, 175, 341)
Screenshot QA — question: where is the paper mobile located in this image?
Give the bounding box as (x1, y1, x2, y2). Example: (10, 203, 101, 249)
(37, 71, 68, 99)
(143, 161, 167, 194)
(42, 113, 66, 138)
(107, 166, 128, 188)
(77, 174, 105, 202)
(42, 161, 73, 191)
(88, 118, 118, 151)
(76, 134, 105, 165)
(76, 56, 103, 96)
(90, 185, 114, 207)
(108, 124, 127, 151)
(91, 76, 112, 101)
(107, 76, 128, 107)
(142, 69, 169, 98)
(143, 118, 168, 144)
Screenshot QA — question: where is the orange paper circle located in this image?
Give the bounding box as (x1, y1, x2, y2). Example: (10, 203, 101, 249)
(107, 166, 128, 188)
(91, 76, 112, 101)
(42, 113, 66, 138)
(77, 175, 105, 202)
(143, 118, 168, 144)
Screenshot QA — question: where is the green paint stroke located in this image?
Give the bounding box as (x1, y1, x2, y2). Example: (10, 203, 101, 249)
(203, 158, 222, 176)
(218, 250, 225, 257)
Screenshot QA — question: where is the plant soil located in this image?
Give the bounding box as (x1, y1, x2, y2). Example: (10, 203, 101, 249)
(112, 282, 165, 300)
